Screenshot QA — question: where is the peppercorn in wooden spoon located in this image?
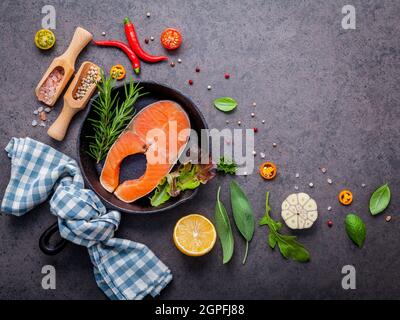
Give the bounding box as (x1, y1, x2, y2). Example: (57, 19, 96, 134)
(35, 27, 93, 107)
(47, 61, 100, 141)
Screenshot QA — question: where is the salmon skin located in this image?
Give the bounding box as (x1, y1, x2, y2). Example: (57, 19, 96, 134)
(100, 100, 191, 203)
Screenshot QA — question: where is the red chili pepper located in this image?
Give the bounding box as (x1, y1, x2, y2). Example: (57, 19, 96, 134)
(124, 17, 168, 63)
(93, 40, 140, 74)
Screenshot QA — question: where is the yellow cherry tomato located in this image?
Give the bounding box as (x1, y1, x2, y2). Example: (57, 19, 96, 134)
(34, 29, 56, 50)
(339, 189, 353, 205)
(259, 161, 277, 180)
(110, 64, 126, 80)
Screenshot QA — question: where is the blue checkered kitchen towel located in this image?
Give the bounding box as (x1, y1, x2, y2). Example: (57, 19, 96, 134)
(1, 137, 172, 300)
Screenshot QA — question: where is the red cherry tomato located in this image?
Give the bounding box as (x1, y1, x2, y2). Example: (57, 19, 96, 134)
(161, 28, 182, 50)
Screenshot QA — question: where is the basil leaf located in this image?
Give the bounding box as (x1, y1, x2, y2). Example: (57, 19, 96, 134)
(369, 183, 391, 215)
(214, 186, 234, 264)
(213, 97, 237, 112)
(345, 214, 366, 248)
(229, 180, 255, 264)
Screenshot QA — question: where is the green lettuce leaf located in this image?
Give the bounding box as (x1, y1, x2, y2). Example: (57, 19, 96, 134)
(150, 162, 216, 207)
(150, 178, 171, 207)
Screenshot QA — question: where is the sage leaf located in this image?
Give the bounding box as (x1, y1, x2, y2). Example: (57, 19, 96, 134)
(213, 97, 237, 112)
(214, 186, 234, 264)
(369, 183, 391, 215)
(345, 214, 366, 248)
(229, 180, 255, 264)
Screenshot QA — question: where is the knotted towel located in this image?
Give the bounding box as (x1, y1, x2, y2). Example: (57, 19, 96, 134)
(1, 137, 172, 300)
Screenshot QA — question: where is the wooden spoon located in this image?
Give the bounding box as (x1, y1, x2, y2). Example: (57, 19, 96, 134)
(35, 27, 93, 107)
(47, 61, 100, 141)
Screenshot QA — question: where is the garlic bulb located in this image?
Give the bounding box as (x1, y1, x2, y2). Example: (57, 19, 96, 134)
(281, 193, 318, 229)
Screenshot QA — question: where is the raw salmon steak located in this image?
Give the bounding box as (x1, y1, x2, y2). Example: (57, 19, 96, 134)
(100, 100, 191, 203)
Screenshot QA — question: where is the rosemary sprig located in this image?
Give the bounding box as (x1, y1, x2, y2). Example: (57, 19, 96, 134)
(87, 71, 147, 163)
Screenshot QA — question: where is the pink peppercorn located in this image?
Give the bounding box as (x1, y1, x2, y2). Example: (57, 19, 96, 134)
(253, 127, 258, 133)
(224, 73, 230, 79)
(327, 220, 333, 227)
(188, 79, 193, 85)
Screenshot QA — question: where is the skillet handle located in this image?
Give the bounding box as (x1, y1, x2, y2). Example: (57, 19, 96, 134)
(39, 222, 68, 255)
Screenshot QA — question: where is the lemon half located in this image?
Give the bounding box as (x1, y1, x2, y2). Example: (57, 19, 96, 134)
(173, 214, 216, 256)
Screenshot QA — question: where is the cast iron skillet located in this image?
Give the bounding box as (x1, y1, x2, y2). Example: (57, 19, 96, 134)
(39, 81, 208, 254)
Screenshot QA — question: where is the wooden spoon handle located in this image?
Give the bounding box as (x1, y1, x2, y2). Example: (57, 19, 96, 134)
(47, 103, 78, 141)
(61, 27, 93, 67)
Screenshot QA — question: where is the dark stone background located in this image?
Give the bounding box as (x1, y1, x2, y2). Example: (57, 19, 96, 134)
(0, 0, 399, 299)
